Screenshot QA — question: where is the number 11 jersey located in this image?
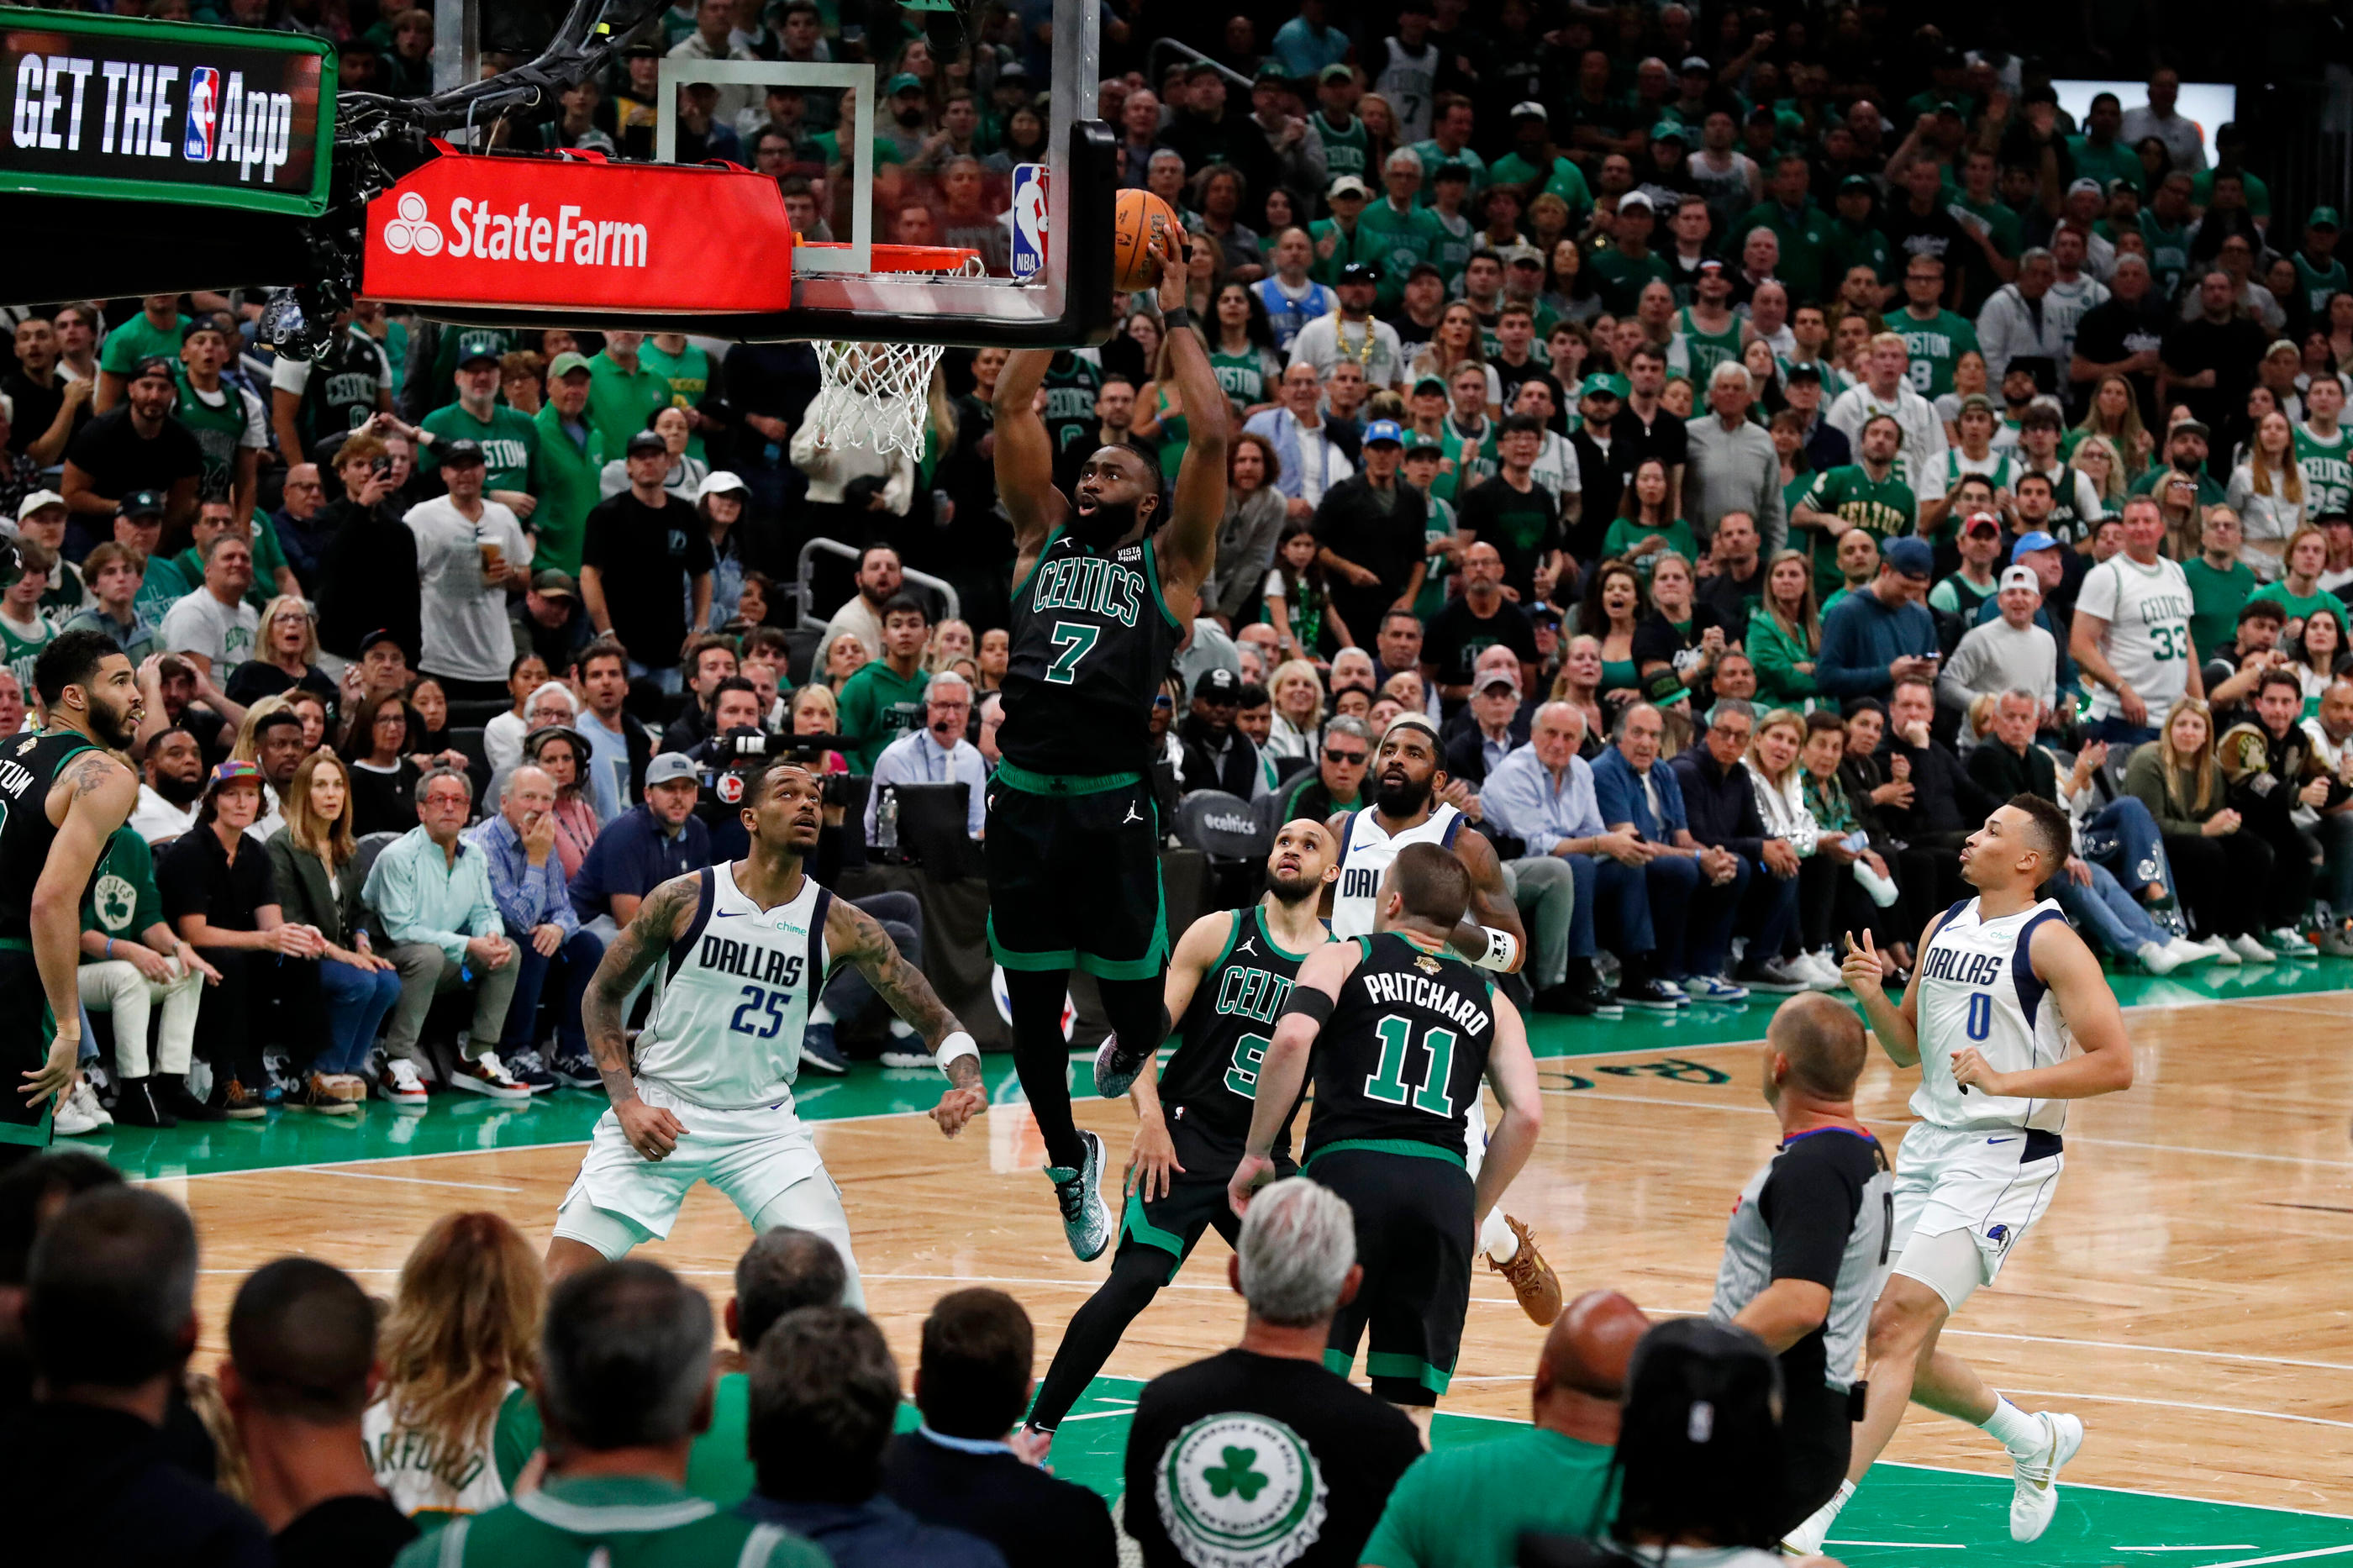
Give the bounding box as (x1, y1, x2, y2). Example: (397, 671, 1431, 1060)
(632, 863, 830, 1110)
(999, 527, 1183, 776)
(1305, 934, 1498, 1164)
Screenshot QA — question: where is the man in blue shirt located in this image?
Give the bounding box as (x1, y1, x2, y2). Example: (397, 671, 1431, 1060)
(1477, 701, 1623, 1019)
(1817, 536, 1941, 698)
(569, 752, 711, 943)
(740, 1307, 1008, 1568)
(1590, 703, 1752, 1007)
(469, 761, 603, 1091)
(866, 672, 987, 841)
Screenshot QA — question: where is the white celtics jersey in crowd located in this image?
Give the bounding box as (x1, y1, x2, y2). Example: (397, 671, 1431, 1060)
(2075, 551, 2196, 721)
(1914, 896, 2071, 1134)
(632, 862, 832, 1111)
(1329, 802, 1465, 938)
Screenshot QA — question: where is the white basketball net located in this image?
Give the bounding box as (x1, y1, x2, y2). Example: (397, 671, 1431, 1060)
(807, 339, 949, 461)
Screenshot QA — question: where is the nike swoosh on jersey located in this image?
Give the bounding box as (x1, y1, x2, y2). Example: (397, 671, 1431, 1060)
(1986, 1136, 2017, 1144)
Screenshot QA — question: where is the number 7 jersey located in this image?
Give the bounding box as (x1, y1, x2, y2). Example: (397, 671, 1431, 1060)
(999, 526, 1184, 776)
(630, 863, 830, 1111)
(1305, 934, 1498, 1164)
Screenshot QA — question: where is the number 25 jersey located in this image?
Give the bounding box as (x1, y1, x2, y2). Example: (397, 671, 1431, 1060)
(1306, 934, 1498, 1163)
(1000, 527, 1182, 776)
(632, 862, 830, 1110)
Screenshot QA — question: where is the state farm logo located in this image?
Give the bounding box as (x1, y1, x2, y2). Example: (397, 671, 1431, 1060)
(377, 193, 650, 269)
(380, 192, 443, 255)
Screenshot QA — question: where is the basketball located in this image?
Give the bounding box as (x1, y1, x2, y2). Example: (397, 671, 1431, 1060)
(1112, 189, 1180, 293)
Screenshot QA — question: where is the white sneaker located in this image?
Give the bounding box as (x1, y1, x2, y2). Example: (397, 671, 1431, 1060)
(450, 1053, 534, 1102)
(1806, 947, 1847, 987)
(2202, 935, 2242, 966)
(2164, 936, 2218, 967)
(53, 1079, 106, 1136)
(2009, 1410, 2084, 1542)
(1780, 1492, 1842, 1555)
(378, 1058, 430, 1107)
(2229, 932, 2280, 965)
(2135, 939, 2181, 976)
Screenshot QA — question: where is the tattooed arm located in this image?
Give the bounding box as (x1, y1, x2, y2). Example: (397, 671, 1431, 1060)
(26, 753, 138, 1109)
(824, 896, 987, 1136)
(582, 871, 702, 1160)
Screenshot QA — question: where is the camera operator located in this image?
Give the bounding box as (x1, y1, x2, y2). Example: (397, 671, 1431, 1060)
(687, 677, 776, 862)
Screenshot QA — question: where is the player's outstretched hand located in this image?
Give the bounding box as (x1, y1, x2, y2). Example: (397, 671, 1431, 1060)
(1227, 1150, 1277, 1218)
(1128, 1113, 1185, 1202)
(1149, 220, 1190, 312)
(617, 1097, 686, 1161)
(22, 1034, 77, 1110)
(930, 1087, 987, 1137)
(1841, 929, 1887, 993)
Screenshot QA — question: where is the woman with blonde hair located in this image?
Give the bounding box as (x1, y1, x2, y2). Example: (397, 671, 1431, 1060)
(2067, 434, 2128, 516)
(2225, 408, 2307, 579)
(224, 593, 334, 711)
(1735, 704, 1834, 992)
(1407, 302, 1501, 409)
(1355, 93, 1400, 175)
(364, 1211, 547, 1518)
(925, 618, 974, 675)
(823, 630, 870, 691)
(2066, 373, 2154, 480)
(2123, 697, 2272, 960)
(268, 750, 402, 1098)
(1264, 658, 1324, 759)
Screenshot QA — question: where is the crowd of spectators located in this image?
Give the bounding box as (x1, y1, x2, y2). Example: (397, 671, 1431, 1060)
(0, 1150, 1809, 1568)
(8, 0, 2353, 1132)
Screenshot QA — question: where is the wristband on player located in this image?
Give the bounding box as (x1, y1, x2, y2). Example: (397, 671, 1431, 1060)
(1161, 306, 1195, 334)
(1474, 926, 1519, 971)
(935, 1031, 981, 1077)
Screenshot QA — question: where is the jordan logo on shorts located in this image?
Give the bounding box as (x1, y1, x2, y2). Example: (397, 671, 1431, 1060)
(1123, 802, 1143, 824)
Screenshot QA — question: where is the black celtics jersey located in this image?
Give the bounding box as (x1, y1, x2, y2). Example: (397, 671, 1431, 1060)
(1304, 934, 1498, 1163)
(0, 731, 103, 943)
(1040, 351, 1105, 458)
(999, 528, 1182, 776)
(1159, 907, 1319, 1155)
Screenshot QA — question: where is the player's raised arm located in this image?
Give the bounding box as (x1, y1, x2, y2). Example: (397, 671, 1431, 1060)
(1950, 920, 2135, 1100)
(993, 349, 1068, 559)
(825, 895, 987, 1135)
(1841, 916, 1940, 1068)
(1150, 225, 1232, 610)
(24, 754, 137, 1108)
(1475, 992, 1542, 1225)
(581, 871, 703, 1159)
(1446, 823, 1529, 975)
(1229, 939, 1362, 1215)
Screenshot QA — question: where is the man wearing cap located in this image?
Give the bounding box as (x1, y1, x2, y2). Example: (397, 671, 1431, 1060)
(1312, 419, 1428, 645)
(60, 357, 203, 539)
(2072, 495, 2202, 747)
(567, 750, 711, 951)
(403, 439, 533, 702)
(1442, 664, 1528, 790)
(1982, 528, 2081, 690)
(2126, 416, 2227, 522)
(1929, 508, 2009, 623)
(1309, 174, 1388, 299)
(1944, 562, 2061, 723)
(1175, 667, 1272, 800)
(92, 293, 192, 413)
(2293, 208, 2347, 320)
(580, 429, 713, 693)
(1492, 103, 1594, 218)
(1821, 176, 1896, 310)
(1589, 191, 1674, 317)
(528, 350, 606, 579)
(1287, 260, 1407, 395)
(419, 345, 540, 518)
(170, 318, 269, 525)
(1256, 227, 1340, 355)
(1817, 537, 1941, 699)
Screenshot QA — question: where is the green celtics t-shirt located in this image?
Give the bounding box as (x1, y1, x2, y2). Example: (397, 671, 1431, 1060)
(1603, 515, 1698, 566)
(2139, 212, 2194, 297)
(1491, 152, 1592, 217)
(1824, 218, 1896, 297)
(835, 659, 930, 769)
(1434, 418, 1493, 505)
(422, 402, 540, 497)
(173, 374, 256, 498)
(98, 313, 192, 374)
(1897, 308, 1979, 399)
(1424, 207, 1476, 288)
(1587, 243, 1674, 317)
(2182, 555, 2256, 661)
(1671, 307, 1745, 384)
(1800, 463, 1919, 581)
(1313, 112, 1371, 186)
(1409, 139, 1487, 204)
(2067, 136, 2144, 197)
(2293, 254, 2350, 319)
(637, 338, 713, 461)
(2248, 580, 2342, 633)
(1360, 1426, 1618, 1568)
(0, 609, 55, 690)
(1209, 348, 1272, 419)
(2294, 422, 2353, 518)
(1357, 200, 1443, 305)
(82, 827, 166, 941)
(1039, 353, 1103, 460)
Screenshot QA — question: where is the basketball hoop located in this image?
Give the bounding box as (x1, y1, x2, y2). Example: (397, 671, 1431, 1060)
(802, 242, 987, 460)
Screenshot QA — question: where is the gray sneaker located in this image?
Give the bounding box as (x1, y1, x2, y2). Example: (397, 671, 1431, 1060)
(1092, 1033, 1153, 1099)
(1047, 1130, 1113, 1261)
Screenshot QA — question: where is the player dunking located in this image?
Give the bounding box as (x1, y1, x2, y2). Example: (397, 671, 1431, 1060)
(1230, 842, 1543, 1426)
(545, 760, 987, 1297)
(1024, 820, 1340, 1444)
(1320, 714, 1560, 1323)
(992, 224, 1229, 1259)
(1785, 794, 2135, 1552)
(0, 627, 143, 1172)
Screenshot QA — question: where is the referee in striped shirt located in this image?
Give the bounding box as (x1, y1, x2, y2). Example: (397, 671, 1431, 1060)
(1710, 992, 1895, 1540)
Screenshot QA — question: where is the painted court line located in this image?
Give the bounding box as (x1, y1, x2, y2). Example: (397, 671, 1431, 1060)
(1824, 1542, 1966, 1550)
(303, 1168, 523, 1192)
(2113, 1548, 2259, 1553)
(2199, 1547, 2353, 1568)
(2000, 1388, 2353, 1430)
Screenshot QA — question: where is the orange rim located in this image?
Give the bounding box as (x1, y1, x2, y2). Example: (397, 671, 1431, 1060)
(790, 239, 983, 274)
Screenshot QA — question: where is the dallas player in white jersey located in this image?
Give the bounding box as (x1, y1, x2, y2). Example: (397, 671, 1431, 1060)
(1330, 716, 1563, 1324)
(1787, 793, 2134, 1553)
(544, 760, 988, 1298)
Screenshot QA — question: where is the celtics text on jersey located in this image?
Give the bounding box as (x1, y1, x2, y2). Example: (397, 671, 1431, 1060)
(999, 529, 1182, 776)
(1160, 908, 1317, 1152)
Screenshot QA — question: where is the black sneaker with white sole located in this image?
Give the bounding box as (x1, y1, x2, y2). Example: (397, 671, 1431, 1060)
(550, 1052, 603, 1090)
(798, 1021, 850, 1075)
(1617, 976, 1685, 1012)
(1093, 1032, 1152, 1098)
(503, 1047, 560, 1094)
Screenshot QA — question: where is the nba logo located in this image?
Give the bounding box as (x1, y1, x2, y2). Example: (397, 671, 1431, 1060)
(185, 66, 220, 162)
(1010, 163, 1046, 280)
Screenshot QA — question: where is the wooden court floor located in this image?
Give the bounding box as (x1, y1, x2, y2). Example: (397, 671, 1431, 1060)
(155, 988, 2353, 1530)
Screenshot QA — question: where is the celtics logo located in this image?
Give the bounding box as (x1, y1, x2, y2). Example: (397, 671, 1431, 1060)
(93, 872, 138, 934)
(1154, 1413, 1327, 1568)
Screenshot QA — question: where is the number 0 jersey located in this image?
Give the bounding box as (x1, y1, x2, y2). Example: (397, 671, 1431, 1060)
(1157, 906, 1321, 1156)
(999, 527, 1182, 777)
(1304, 934, 1497, 1163)
(1914, 896, 2071, 1134)
(1328, 803, 1466, 939)
(632, 863, 831, 1111)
